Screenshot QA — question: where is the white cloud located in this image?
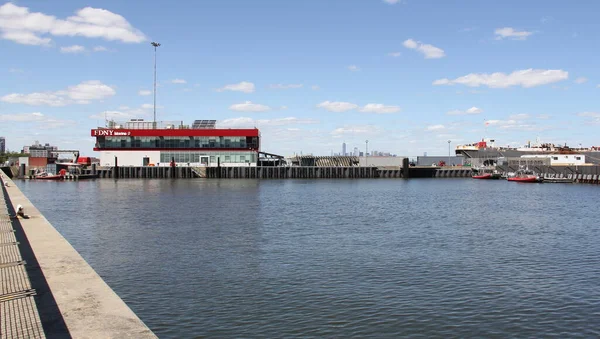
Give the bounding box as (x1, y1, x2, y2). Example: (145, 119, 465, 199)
(0, 112, 45, 122)
(484, 118, 542, 131)
(39, 117, 75, 129)
(88, 104, 155, 120)
(359, 103, 401, 114)
(0, 112, 73, 129)
(494, 27, 533, 40)
(1, 31, 51, 46)
(316, 101, 358, 113)
(60, 45, 85, 53)
(229, 101, 271, 112)
(60, 80, 115, 102)
(89, 110, 138, 121)
(486, 119, 516, 126)
(447, 106, 483, 115)
(574, 77, 588, 84)
(219, 117, 319, 128)
(217, 81, 255, 93)
(0, 2, 146, 46)
(383, 0, 402, 4)
(348, 65, 360, 71)
(577, 112, 600, 118)
(0, 93, 66, 106)
(509, 113, 530, 120)
(331, 125, 380, 136)
(433, 79, 451, 85)
(269, 84, 303, 89)
(171, 79, 186, 84)
(316, 101, 400, 114)
(403, 39, 445, 59)
(93, 45, 107, 52)
(426, 124, 445, 131)
(433, 69, 569, 88)
(280, 106, 288, 110)
(388, 52, 401, 57)
(1, 80, 115, 106)
(311, 85, 320, 91)
(597, 84, 600, 88)
(8, 68, 23, 73)
(259, 117, 319, 126)
(138, 90, 152, 96)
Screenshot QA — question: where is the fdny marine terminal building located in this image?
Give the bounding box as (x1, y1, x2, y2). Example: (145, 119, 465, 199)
(92, 119, 261, 167)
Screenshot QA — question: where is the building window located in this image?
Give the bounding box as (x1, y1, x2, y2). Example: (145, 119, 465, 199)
(553, 157, 558, 160)
(576, 156, 581, 160)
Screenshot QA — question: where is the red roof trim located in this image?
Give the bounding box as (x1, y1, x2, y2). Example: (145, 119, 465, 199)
(93, 148, 259, 152)
(91, 128, 259, 137)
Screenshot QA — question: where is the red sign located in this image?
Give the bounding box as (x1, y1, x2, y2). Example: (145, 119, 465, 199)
(90, 128, 260, 137)
(92, 129, 131, 136)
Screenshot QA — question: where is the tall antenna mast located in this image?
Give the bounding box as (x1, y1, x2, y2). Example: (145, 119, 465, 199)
(151, 42, 161, 128)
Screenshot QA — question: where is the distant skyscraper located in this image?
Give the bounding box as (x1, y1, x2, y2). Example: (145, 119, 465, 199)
(353, 147, 359, 156)
(0, 137, 5, 154)
(342, 142, 346, 156)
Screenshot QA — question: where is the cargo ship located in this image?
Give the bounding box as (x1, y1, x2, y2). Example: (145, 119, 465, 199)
(455, 138, 600, 164)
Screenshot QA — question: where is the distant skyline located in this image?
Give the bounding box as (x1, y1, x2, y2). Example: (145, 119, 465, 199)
(1, 0, 600, 156)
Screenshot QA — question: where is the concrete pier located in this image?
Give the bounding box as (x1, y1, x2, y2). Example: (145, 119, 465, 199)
(0, 172, 156, 338)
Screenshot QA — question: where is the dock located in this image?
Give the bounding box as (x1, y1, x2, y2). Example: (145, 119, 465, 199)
(12, 162, 600, 184)
(0, 172, 156, 338)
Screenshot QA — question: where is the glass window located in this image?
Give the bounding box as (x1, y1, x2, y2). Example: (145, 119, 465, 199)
(96, 135, 259, 150)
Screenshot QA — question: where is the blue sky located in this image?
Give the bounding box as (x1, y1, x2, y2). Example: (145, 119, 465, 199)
(1, 0, 599, 156)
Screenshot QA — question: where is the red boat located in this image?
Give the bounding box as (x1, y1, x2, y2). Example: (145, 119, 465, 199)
(472, 168, 501, 179)
(34, 169, 66, 181)
(507, 176, 541, 183)
(473, 173, 501, 179)
(34, 173, 64, 180)
(507, 170, 543, 183)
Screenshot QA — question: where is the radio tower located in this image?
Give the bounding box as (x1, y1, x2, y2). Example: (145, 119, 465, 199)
(151, 42, 161, 127)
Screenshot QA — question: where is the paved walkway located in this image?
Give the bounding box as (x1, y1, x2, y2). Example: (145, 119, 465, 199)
(0, 173, 156, 339)
(0, 181, 45, 338)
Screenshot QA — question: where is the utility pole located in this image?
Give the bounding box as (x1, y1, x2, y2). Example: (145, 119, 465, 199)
(151, 42, 161, 127)
(365, 140, 369, 166)
(448, 140, 451, 166)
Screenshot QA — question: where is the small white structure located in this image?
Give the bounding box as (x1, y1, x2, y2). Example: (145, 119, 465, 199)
(521, 154, 586, 166)
(18, 157, 29, 166)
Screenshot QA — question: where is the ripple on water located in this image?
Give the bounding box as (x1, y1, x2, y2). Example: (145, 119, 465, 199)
(15, 179, 600, 338)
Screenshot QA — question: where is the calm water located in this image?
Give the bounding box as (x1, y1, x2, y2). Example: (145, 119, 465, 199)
(16, 178, 600, 338)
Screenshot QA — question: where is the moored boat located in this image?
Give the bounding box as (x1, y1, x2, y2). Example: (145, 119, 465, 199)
(472, 167, 501, 179)
(472, 173, 501, 179)
(507, 169, 543, 183)
(34, 169, 66, 181)
(543, 177, 573, 184)
(507, 176, 540, 183)
(34, 173, 64, 180)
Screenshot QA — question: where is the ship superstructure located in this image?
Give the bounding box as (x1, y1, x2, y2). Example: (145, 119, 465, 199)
(455, 138, 600, 165)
